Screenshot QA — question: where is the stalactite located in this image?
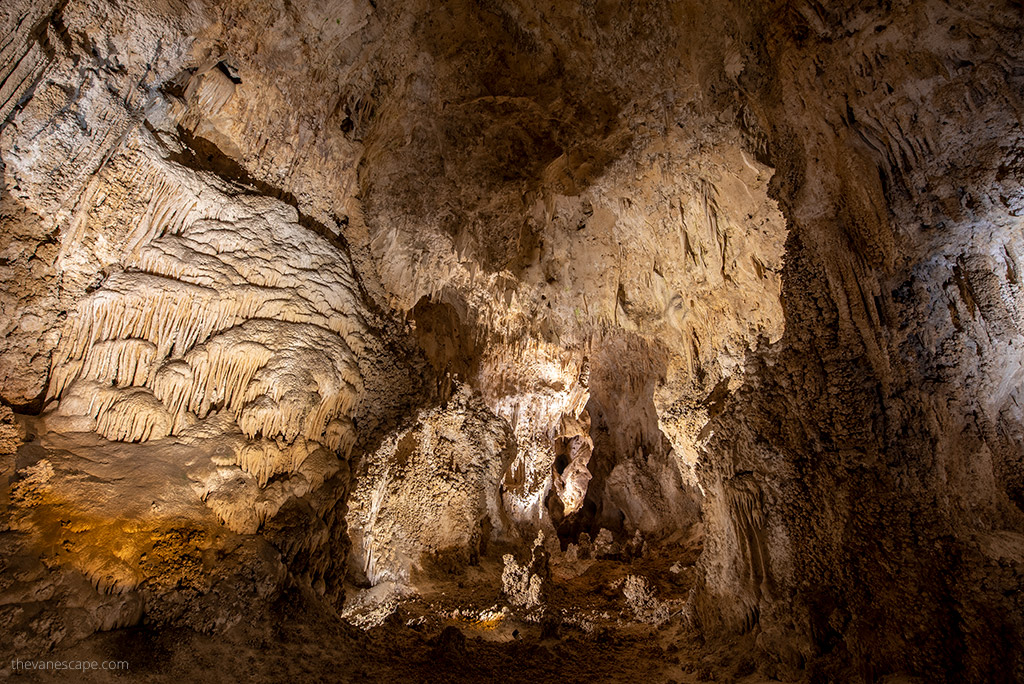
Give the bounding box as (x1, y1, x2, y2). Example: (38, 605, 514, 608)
(48, 182, 368, 462)
(184, 339, 275, 418)
(78, 339, 157, 388)
(324, 416, 356, 457)
(54, 315, 363, 461)
(48, 358, 85, 401)
(124, 172, 203, 256)
(152, 359, 195, 420)
(236, 438, 290, 487)
(95, 389, 174, 443)
(50, 273, 265, 368)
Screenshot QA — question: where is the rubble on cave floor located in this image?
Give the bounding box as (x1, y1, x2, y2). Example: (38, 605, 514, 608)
(352, 527, 701, 640)
(30, 523, 778, 684)
(329, 525, 761, 683)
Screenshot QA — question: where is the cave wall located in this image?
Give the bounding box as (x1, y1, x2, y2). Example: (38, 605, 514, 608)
(693, 1, 1024, 681)
(0, 0, 430, 653)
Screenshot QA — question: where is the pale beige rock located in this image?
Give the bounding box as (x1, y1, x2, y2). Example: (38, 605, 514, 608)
(346, 384, 512, 587)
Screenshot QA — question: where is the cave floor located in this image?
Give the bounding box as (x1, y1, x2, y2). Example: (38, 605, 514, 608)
(12, 541, 778, 684)
(1, 423, 781, 683)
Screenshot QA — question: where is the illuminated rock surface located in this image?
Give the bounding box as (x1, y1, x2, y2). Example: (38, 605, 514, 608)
(1, 0, 1023, 681)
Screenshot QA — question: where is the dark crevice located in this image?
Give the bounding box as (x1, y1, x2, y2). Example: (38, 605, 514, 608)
(214, 60, 241, 84)
(4, 382, 48, 415)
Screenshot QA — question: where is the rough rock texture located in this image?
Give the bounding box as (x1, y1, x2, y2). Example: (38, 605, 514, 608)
(346, 384, 513, 587)
(691, 3, 1024, 682)
(0, 0, 426, 652)
(622, 574, 670, 625)
(500, 532, 551, 610)
(1, 0, 1023, 681)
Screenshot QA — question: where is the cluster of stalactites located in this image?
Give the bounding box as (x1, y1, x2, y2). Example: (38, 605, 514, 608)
(46, 173, 367, 464)
(193, 434, 345, 533)
(369, 222, 533, 347)
(551, 410, 595, 515)
(47, 273, 268, 399)
(485, 345, 594, 525)
(51, 305, 362, 454)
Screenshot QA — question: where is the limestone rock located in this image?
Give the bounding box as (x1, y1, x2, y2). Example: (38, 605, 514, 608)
(1, 0, 1023, 681)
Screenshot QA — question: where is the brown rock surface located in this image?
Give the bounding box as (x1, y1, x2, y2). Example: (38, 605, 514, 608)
(1, 0, 1022, 681)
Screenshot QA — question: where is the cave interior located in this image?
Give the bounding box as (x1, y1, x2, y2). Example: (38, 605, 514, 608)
(1, 0, 1023, 682)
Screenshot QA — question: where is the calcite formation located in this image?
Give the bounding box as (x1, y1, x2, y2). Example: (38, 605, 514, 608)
(1, 0, 1023, 682)
(346, 385, 512, 587)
